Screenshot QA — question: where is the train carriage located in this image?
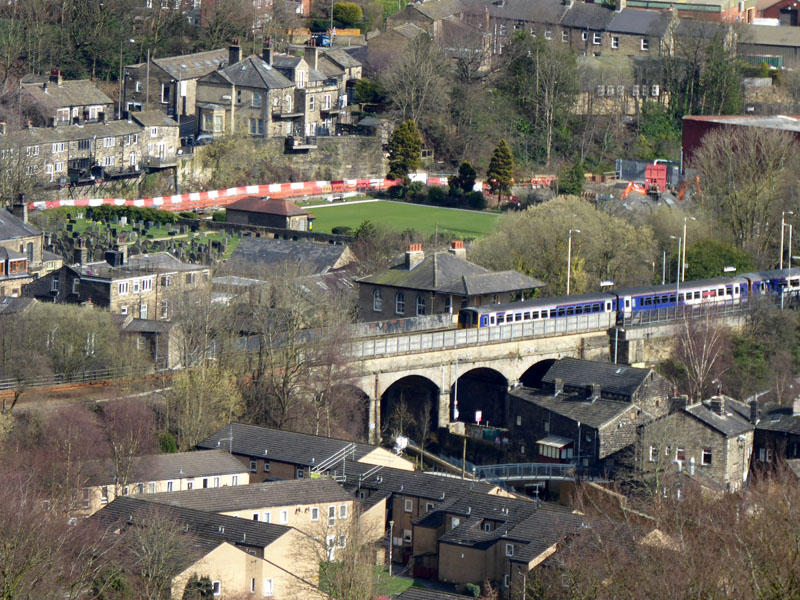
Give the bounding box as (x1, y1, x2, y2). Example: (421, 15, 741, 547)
(458, 292, 617, 329)
(617, 276, 749, 319)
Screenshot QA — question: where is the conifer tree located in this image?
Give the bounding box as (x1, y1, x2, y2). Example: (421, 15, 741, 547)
(486, 139, 513, 204)
(387, 120, 422, 181)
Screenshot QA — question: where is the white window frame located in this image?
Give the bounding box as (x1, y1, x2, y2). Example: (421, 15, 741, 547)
(581, 31, 588, 41)
(702, 448, 712, 465)
(263, 512, 271, 523)
(118, 281, 130, 295)
(544, 29, 552, 40)
(373, 288, 383, 311)
(280, 509, 289, 524)
(250, 460, 257, 472)
(311, 507, 319, 521)
(309, 96, 315, 111)
(395, 291, 405, 315)
(612, 36, 620, 49)
(562, 30, 569, 42)
(263, 578, 273, 597)
(264, 461, 270, 472)
(250, 578, 256, 593)
(403, 529, 412, 544)
(212, 581, 221, 596)
(339, 504, 347, 519)
(505, 543, 514, 557)
(232, 475, 239, 486)
(328, 505, 336, 525)
(404, 499, 413, 513)
(649, 446, 657, 462)
(213, 477, 220, 488)
(641, 37, 650, 51)
(592, 32, 601, 45)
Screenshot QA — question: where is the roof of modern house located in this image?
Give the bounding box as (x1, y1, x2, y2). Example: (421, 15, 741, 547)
(541, 358, 653, 399)
(682, 114, 800, 132)
(560, 2, 615, 30)
(226, 196, 311, 217)
(151, 48, 229, 80)
(683, 398, 752, 437)
(141, 478, 353, 513)
(92, 496, 292, 549)
(228, 237, 352, 275)
(607, 8, 672, 36)
(358, 251, 542, 294)
(21, 78, 113, 109)
(213, 55, 294, 90)
(511, 387, 638, 430)
(197, 423, 406, 469)
(0, 208, 40, 241)
(85, 449, 247, 486)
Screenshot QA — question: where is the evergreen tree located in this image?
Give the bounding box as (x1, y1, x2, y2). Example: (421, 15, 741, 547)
(450, 161, 477, 195)
(557, 161, 585, 196)
(387, 120, 422, 181)
(486, 139, 513, 204)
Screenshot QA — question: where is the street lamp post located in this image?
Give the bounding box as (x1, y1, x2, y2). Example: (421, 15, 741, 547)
(670, 235, 682, 302)
(789, 223, 794, 270)
(118, 38, 135, 119)
(681, 216, 696, 282)
(566, 229, 580, 296)
(388, 520, 394, 572)
(781, 211, 794, 270)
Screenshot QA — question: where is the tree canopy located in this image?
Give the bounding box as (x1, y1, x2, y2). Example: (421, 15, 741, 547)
(486, 139, 513, 202)
(387, 120, 423, 180)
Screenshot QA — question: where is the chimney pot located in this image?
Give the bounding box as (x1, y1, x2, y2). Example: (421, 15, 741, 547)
(448, 240, 467, 258)
(709, 396, 725, 415)
(405, 244, 424, 270)
(229, 39, 242, 65)
(750, 399, 760, 424)
(49, 69, 63, 85)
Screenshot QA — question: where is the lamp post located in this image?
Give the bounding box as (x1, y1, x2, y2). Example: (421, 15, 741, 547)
(566, 229, 580, 296)
(681, 216, 696, 282)
(781, 211, 794, 270)
(118, 38, 135, 119)
(789, 223, 794, 270)
(388, 520, 394, 572)
(670, 235, 682, 299)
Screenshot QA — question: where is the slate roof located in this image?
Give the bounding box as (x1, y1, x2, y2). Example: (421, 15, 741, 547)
(227, 196, 311, 217)
(131, 111, 178, 128)
(510, 388, 637, 430)
(141, 478, 353, 512)
(607, 8, 671, 36)
(228, 237, 351, 275)
(21, 79, 113, 109)
(541, 358, 652, 399)
(756, 402, 800, 435)
(560, 2, 615, 30)
(684, 399, 752, 437)
(468, 0, 568, 25)
(85, 449, 247, 486)
(215, 55, 294, 90)
(0, 208, 41, 241)
(0, 121, 142, 148)
(78, 252, 205, 279)
(92, 496, 292, 549)
(0, 296, 36, 316)
(152, 48, 229, 80)
(323, 49, 362, 69)
(358, 251, 542, 294)
(740, 23, 800, 47)
(393, 23, 430, 40)
(197, 423, 391, 467)
(396, 588, 470, 600)
(414, 0, 465, 20)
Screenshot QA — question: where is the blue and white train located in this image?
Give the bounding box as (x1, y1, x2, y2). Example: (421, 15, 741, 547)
(456, 267, 800, 329)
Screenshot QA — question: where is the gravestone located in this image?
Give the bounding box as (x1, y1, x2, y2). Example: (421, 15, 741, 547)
(120, 216, 127, 226)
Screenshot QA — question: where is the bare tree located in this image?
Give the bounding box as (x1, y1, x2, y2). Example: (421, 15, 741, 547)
(100, 398, 158, 498)
(671, 314, 731, 401)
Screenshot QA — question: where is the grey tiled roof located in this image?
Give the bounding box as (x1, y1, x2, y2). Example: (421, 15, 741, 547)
(607, 8, 671, 36)
(463, 0, 568, 25)
(92, 496, 291, 549)
(756, 403, 800, 435)
(229, 237, 350, 275)
(560, 3, 615, 30)
(85, 449, 247, 486)
(0, 121, 142, 148)
(323, 49, 362, 69)
(21, 79, 113, 109)
(78, 252, 205, 280)
(131, 111, 178, 128)
(396, 588, 470, 600)
(152, 48, 229, 80)
(684, 400, 753, 437)
(197, 423, 388, 467)
(141, 478, 353, 512)
(218, 56, 294, 90)
(413, 0, 465, 20)
(0, 208, 40, 242)
(359, 252, 540, 294)
(541, 358, 652, 398)
(510, 388, 637, 430)
(0, 296, 36, 316)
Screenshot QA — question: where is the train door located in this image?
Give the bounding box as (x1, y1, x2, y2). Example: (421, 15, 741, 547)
(620, 295, 632, 318)
(479, 315, 489, 327)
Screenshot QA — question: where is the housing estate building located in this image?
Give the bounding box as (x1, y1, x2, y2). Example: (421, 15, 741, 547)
(0, 202, 46, 297)
(81, 449, 249, 515)
(20, 70, 114, 126)
(198, 423, 415, 483)
(23, 251, 210, 320)
(225, 196, 314, 230)
(92, 496, 325, 600)
(356, 242, 543, 321)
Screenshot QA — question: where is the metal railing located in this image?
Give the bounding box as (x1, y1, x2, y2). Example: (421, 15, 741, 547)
(0, 366, 150, 392)
(474, 462, 581, 482)
(348, 313, 615, 360)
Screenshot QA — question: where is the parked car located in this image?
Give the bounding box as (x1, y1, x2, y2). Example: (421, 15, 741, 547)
(195, 134, 214, 146)
(311, 33, 331, 47)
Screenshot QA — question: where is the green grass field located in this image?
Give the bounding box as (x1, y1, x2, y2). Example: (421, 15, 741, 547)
(309, 201, 500, 239)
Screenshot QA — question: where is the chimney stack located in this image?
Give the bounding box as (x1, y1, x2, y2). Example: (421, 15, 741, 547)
(669, 394, 689, 413)
(262, 40, 273, 65)
(49, 69, 63, 86)
(310, 47, 318, 70)
(10, 194, 27, 223)
(449, 240, 466, 259)
(616, 0, 626, 11)
(750, 399, 760, 425)
(554, 377, 564, 396)
(405, 243, 424, 270)
(588, 383, 601, 402)
(709, 396, 725, 415)
(229, 39, 242, 66)
(74, 237, 88, 265)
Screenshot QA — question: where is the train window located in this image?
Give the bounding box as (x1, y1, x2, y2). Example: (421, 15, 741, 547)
(590, 303, 598, 312)
(726, 288, 732, 296)
(566, 307, 575, 316)
(793, 279, 799, 287)
(678, 294, 684, 302)
(532, 311, 539, 319)
(606, 302, 611, 310)
(490, 316, 496, 325)
(515, 313, 523, 322)
(557, 308, 566, 317)
(669, 294, 676, 303)
(718, 288, 724, 295)
(497, 315, 505, 324)
(624, 299, 630, 308)
(660, 295, 668, 303)
(694, 291, 700, 299)
(550, 309, 557, 318)
(576, 306, 584, 315)
(524, 312, 531, 320)
(642, 297, 651, 306)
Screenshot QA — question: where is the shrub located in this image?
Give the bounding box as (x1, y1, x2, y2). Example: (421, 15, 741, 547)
(465, 191, 487, 210)
(405, 181, 428, 204)
(211, 210, 226, 222)
(159, 432, 178, 454)
(178, 211, 196, 219)
(332, 226, 353, 235)
(427, 186, 448, 206)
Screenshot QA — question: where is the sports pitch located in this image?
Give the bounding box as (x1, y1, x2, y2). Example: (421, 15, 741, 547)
(308, 200, 500, 239)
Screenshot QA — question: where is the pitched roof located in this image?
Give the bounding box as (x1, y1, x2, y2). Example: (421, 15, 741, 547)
(197, 423, 394, 468)
(739, 23, 800, 47)
(413, 0, 465, 20)
(393, 23, 430, 40)
(0, 120, 142, 148)
(217, 55, 294, 90)
(0, 208, 41, 241)
(684, 399, 753, 437)
(463, 0, 568, 25)
(131, 111, 178, 128)
(229, 236, 351, 275)
(397, 588, 471, 600)
(358, 251, 541, 294)
(78, 252, 206, 279)
(141, 478, 353, 512)
(21, 79, 113, 109)
(607, 8, 671, 36)
(510, 388, 637, 431)
(85, 449, 247, 486)
(561, 2, 615, 30)
(226, 196, 311, 217)
(0, 296, 36, 316)
(322, 49, 362, 69)
(756, 402, 800, 435)
(151, 48, 229, 80)
(92, 496, 292, 549)
(541, 358, 652, 399)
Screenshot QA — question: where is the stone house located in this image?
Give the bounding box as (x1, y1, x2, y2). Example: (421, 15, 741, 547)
(0, 203, 45, 296)
(22, 251, 210, 320)
(604, 8, 676, 58)
(20, 69, 114, 126)
(317, 49, 363, 105)
(227, 236, 356, 275)
(197, 423, 414, 483)
(123, 48, 228, 118)
(120, 316, 184, 369)
(93, 496, 326, 600)
(356, 242, 543, 321)
(751, 398, 800, 465)
(0, 111, 179, 186)
(80, 449, 249, 516)
(386, 0, 466, 40)
(638, 395, 754, 492)
(225, 196, 314, 230)
(367, 23, 430, 72)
